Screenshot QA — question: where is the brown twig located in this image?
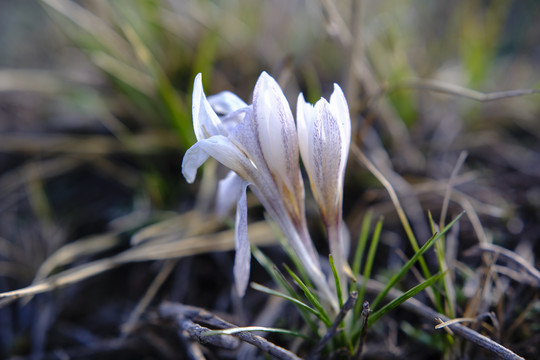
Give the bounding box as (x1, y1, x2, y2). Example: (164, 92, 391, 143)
(159, 302, 303, 360)
(353, 300, 371, 360)
(307, 291, 358, 360)
(470, 243, 540, 287)
(179, 317, 239, 350)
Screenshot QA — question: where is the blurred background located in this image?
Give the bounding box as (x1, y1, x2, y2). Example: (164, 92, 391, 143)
(1, 0, 539, 358)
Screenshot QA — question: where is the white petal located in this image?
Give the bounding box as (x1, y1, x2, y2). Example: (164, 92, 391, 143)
(227, 108, 266, 170)
(221, 107, 249, 133)
(329, 84, 351, 166)
(192, 73, 226, 140)
(313, 98, 342, 209)
(181, 142, 210, 183)
(296, 93, 315, 178)
(208, 91, 248, 116)
(182, 135, 254, 183)
(216, 171, 244, 218)
(233, 182, 250, 297)
(253, 72, 299, 191)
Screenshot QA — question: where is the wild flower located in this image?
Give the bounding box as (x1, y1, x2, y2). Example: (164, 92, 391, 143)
(182, 72, 351, 309)
(297, 86, 352, 287)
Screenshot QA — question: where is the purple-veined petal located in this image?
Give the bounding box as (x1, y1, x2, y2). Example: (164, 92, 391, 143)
(216, 171, 245, 218)
(233, 181, 250, 297)
(253, 72, 300, 194)
(192, 73, 227, 140)
(329, 84, 351, 170)
(307, 98, 342, 219)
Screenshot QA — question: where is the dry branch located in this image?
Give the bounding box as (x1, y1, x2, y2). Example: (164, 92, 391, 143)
(160, 302, 302, 360)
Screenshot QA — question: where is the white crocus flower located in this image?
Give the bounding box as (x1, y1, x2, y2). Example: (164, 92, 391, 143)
(297, 85, 352, 285)
(182, 73, 334, 304)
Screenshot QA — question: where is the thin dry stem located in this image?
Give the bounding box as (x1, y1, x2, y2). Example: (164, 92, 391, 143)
(160, 302, 302, 360)
(308, 291, 358, 360)
(0, 222, 278, 305)
(472, 243, 540, 286)
(394, 79, 540, 102)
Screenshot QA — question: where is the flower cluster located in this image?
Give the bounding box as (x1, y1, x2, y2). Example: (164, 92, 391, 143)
(182, 72, 351, 307)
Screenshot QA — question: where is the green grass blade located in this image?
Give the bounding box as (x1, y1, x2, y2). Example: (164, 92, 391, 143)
(355, 216, 383, 317)
(368, 271, 447, 326)
(352, 210, 373, 278)
(252, 246, 297, 296)
(329, 254, 344, 308)
(252, 247, 319, 333)
(250, 282, 322, 318)
(284, 265, 332, 328)
(370, 212, 463, 311)
(429, 211, 456, 318)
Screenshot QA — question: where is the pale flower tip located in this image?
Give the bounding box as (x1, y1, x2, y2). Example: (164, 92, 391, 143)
(181, 162, 196, 184)
(330, 84, 348, 111)
(297, 92, 306, 105)
(181, 143, 210, 184)
(256, 71, 280, 94)
(332, 82, 345, 96)
(193, 73, 203, 97)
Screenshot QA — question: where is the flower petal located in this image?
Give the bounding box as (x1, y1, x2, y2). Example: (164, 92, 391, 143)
(182, 135, 254, 183)
(216, 171, 245, 218)
(329, 84, 351, 169)
(312, 98, 343, 214)
(233, 181, 250, 297)
(181, 142, 210, 183)
(192, 73, 227, 140)
(253, 72, 300, 193)
(296, 93, 315, 182)
(340, 220, 351, 258)
(208, 91, 248, 116)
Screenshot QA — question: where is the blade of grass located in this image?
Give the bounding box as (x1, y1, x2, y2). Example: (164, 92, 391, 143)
(355, 216, 383, 317)
(251, 282, 322, 319)
(368, 271, 447, 326)
(370, 212, 463, 311)
(284, 265, 332, 328)
(429, 211, 456, 318)
(329, 254, 344, 308)
(352, 210, 372, 279)
(252, 247, 319, 333)
(252, 246, 297, 297)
